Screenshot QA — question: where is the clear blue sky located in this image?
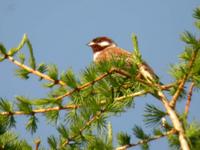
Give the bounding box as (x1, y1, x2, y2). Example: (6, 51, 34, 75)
(0, 1, 200, 149)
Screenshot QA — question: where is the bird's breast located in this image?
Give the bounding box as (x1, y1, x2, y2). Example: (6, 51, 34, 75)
(93, 51, 102, 61)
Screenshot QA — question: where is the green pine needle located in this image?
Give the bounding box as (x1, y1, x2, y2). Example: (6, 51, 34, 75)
(0, 99, 15, 128)
(111, 55, 127, 68)
(48, 136, 58, 149)
(48, 86, 67, 98)
(18, 53, 26, 64)
(131, 33, 142, 63)
(27, 39, 36, 69)
(60, 69, 78, 88)
(32, 98, 57, 105)
(181, 31, 198, 45)
(144, 104, 166, 127)
(45, 110, 59, 124)
(0, 116, 9, 134)
(0, 132, 32, 149)
(87, 135, 113, 150)
(43, 82, 56, 88)
(0, 57, 5, 62)
(15, 68, 30, 79)
(0, 43, 7, 55)
(81, 65, 97, 82)
(47, 64, 58, 80)
(96, 61, 112, 73)
(179, 46, 194, 61)
(95, 114, 107, 132)
(26, 115, 38, 134)
(57, 124, 69, 138)
(65, 109, 78, 124)
(7, 34, 28, 56)
(117, 132, 131, 146)
(133, 125, 149, 140)
(194, 21, 200, 30)
(37, 63, 48, 73)
(169, 63, 187, 80)
(16, 96, 33, 113)
(186, 122, 200, 149)
(141, 143, 149, 150)
(0, 98, 12, 112)
(193, 7, 200, 20)
(0, 115, 16, 133)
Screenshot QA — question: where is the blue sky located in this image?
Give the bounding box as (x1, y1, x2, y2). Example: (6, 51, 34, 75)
(0, 0, 200, 149)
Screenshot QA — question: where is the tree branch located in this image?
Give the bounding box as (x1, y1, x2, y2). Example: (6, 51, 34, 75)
(0, 83, 174, 117)
(170, 50, 198, 108)
(0, 104, 79, 116)
(157, 90, 190, 150)
(184, 82, 195, 118)
(34, 138, 41, 150)
(6, 56, 66, 86)
(0, 90, 148, 116)
(54, 68, 131, 101)
(116, 129, 176, 150)
(55, 68, 173, 101)
(61, 110, 104, 147)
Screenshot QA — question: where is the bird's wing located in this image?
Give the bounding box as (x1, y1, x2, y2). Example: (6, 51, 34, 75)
(138, 61, 159, 83)
(94, 47, 131, 62)
(95, 46, 159, 83)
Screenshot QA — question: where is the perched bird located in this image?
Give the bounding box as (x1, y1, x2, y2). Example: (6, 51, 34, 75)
(87, 36, 159, 84)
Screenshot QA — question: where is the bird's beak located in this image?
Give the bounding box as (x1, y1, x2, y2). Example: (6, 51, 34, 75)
(87, 41, 95, 47)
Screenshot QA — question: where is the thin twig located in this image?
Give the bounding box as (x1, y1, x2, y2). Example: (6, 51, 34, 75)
(184, 82, 195, 118)
(55, 68, 131, 101)
(116, 129, 177, 150)
(0, 104, 79, 116)
(170, 50, 199, 108)
(7, 56, 66, 86)
(0, 90, 148, 116)
(55, 70, 114, 100)
(161, 81, 180, 90)
(55, 69, 173, 101)
(34, 139, 41, 150)
(116, 90, 149, 101)
(61, 110, 104, 147)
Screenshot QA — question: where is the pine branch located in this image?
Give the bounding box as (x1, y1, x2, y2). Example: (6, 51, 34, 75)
(6, 56, 66, 86)
(157, 90, 190, 150)
(0, 89, 167, 117)
(131, 33, 142, 63)
(114, 90, 149, 102)
(139, 61, 191, 150)
(61, 109, 105, 147)
(55, 68, 131, 101)
(55, 68, 172, 102)
(170, 47, 199, 108)
(59, 88, 171, 148)
(161, 81, 181, 90)
(116, 129, 176, 150)
(0, 104, 79, 116)
(184, 82, 195, 118)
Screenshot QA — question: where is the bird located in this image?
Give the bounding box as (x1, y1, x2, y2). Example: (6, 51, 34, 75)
(87, 36, 159, 84)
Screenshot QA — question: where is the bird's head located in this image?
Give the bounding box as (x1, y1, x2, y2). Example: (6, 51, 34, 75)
(87, 37, 117, 53)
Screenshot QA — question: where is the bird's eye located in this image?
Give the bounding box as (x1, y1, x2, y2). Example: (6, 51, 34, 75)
(98, 41, 110, 47)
